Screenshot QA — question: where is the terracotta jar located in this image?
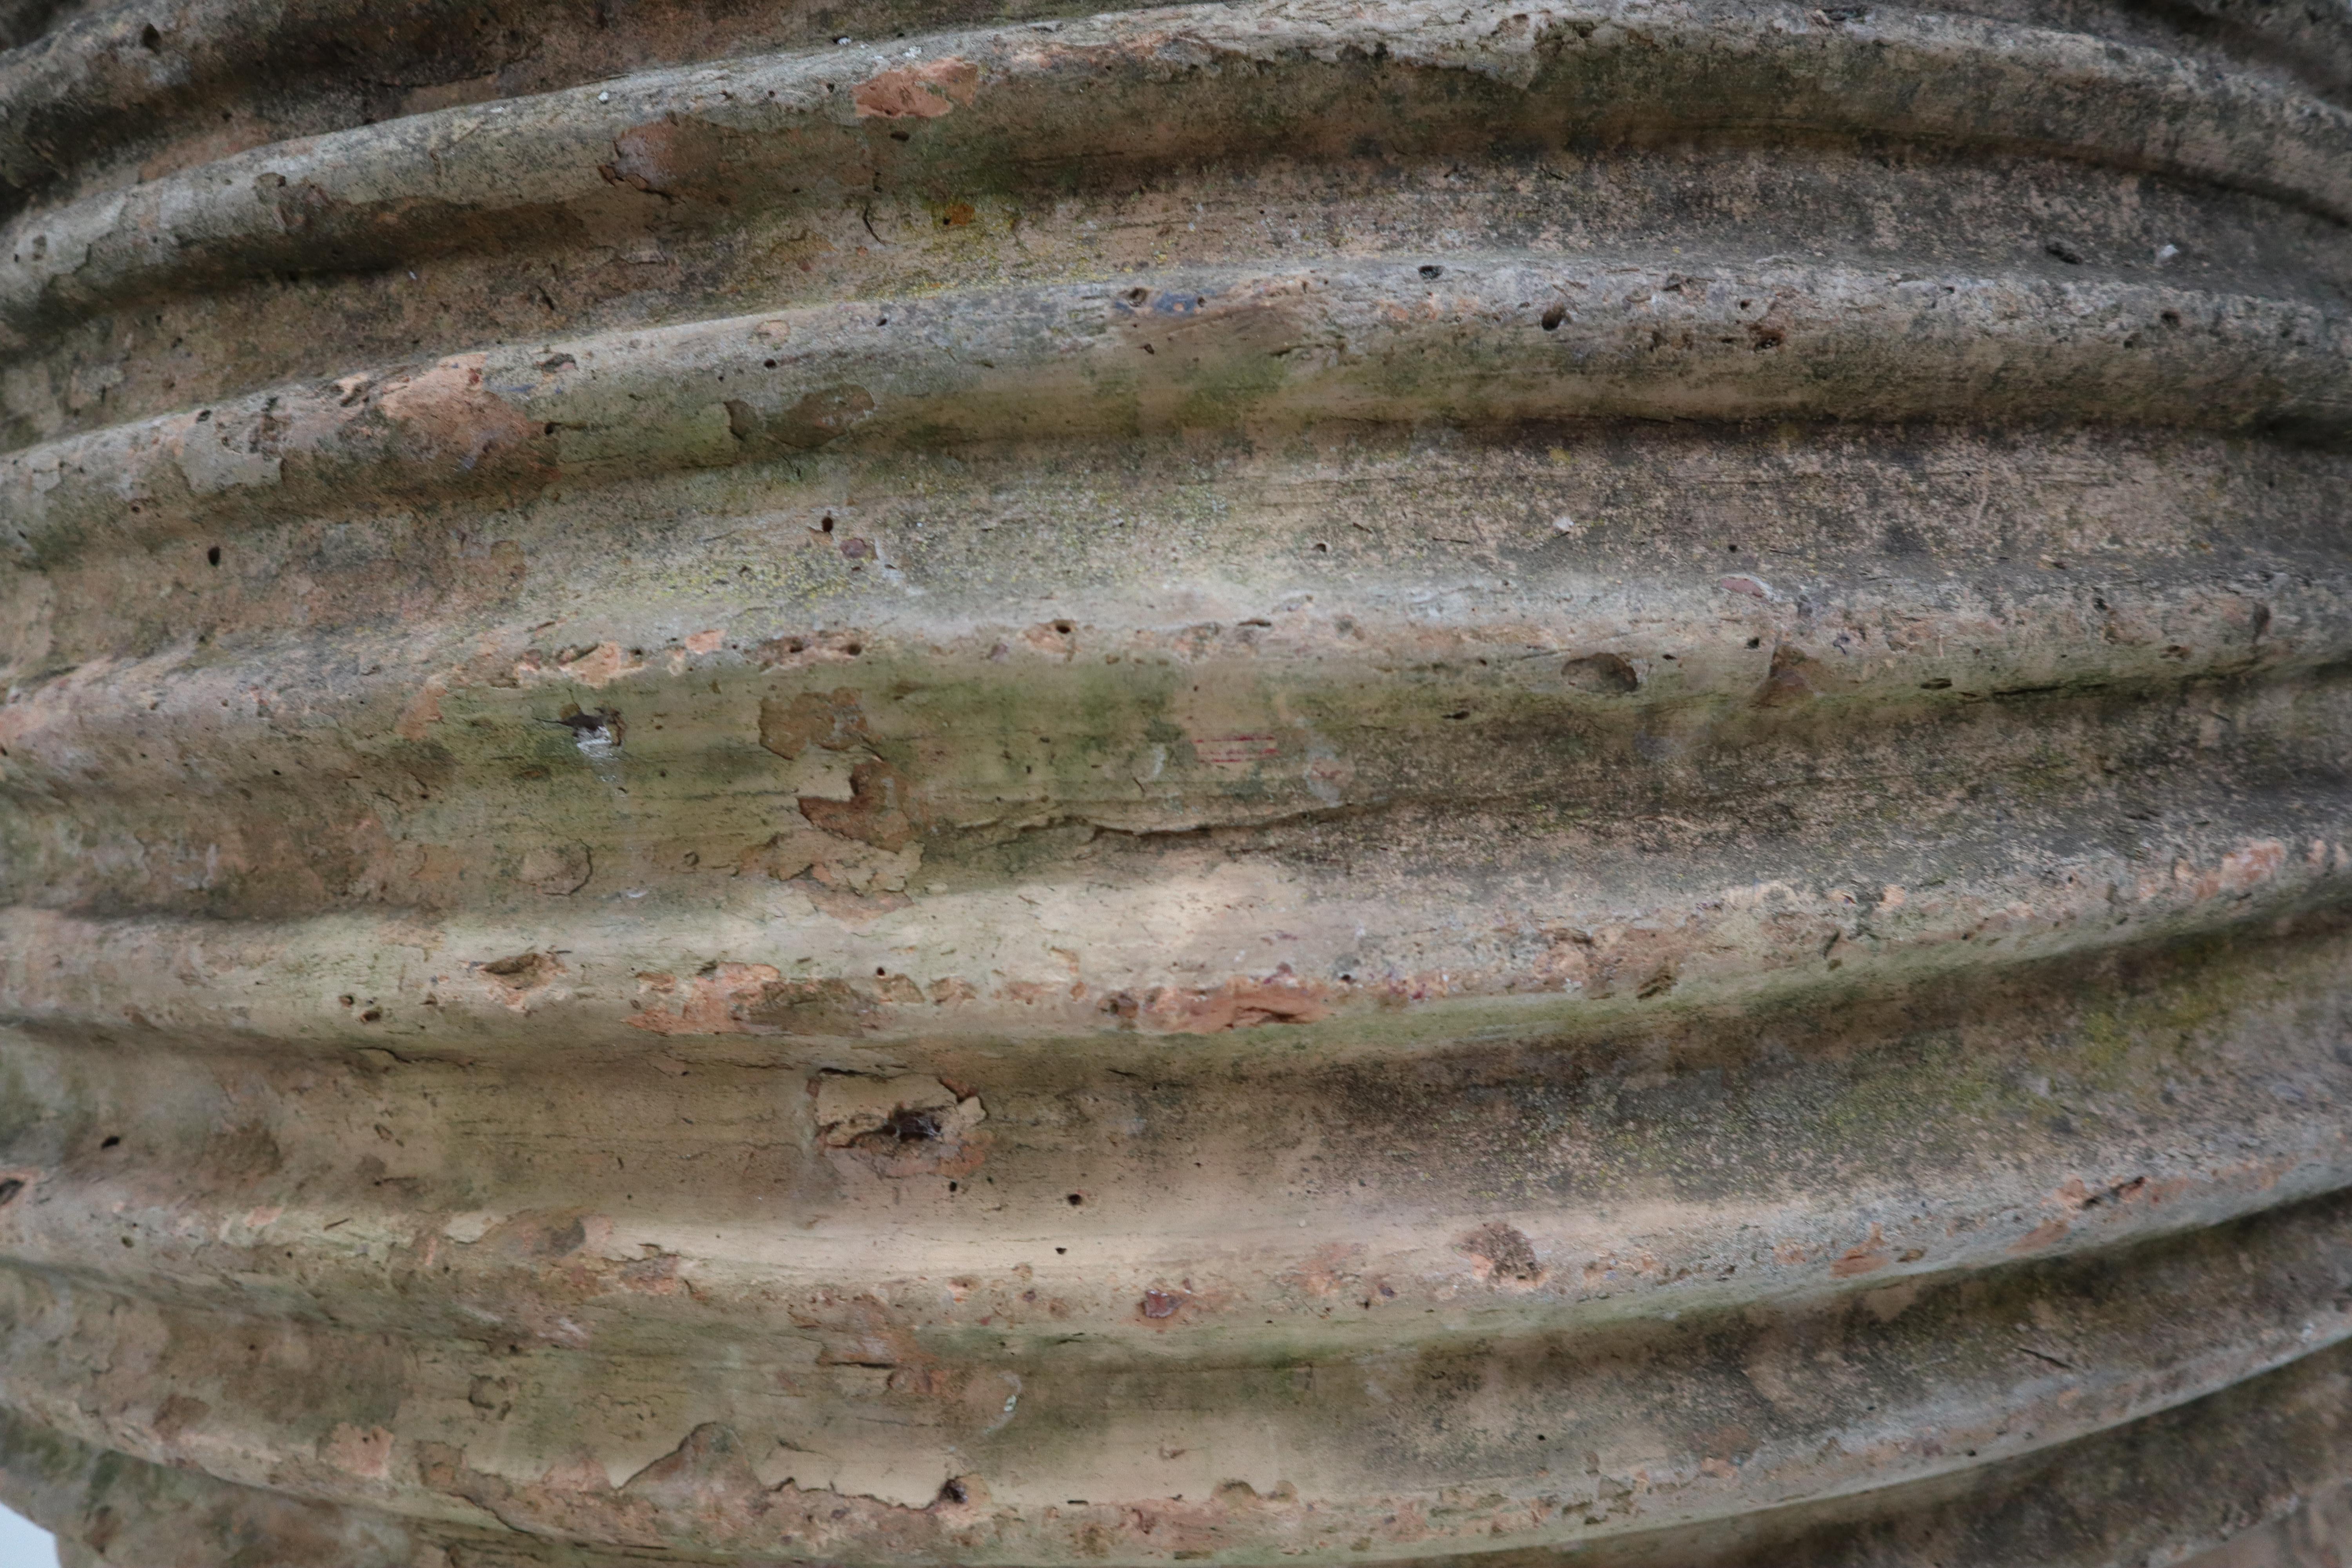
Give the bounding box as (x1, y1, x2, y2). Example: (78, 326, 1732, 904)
(1, 0, 2349, 1560)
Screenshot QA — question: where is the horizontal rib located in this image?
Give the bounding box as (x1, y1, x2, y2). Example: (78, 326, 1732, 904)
(3, 1128, 2349, 1556)
(2, 0, 2350, 348)
(7, 258, 2348, 561)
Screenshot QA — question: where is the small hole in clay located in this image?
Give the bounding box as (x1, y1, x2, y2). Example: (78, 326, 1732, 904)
(206, 545, 221, 566)
(1066, 1192, 1084, 1206)
(883, 1107, 941, 1142)
(101, 1136, 121, 1149)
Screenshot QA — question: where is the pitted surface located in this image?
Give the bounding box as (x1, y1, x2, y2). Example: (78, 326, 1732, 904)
(1, 0, 2349, 1562)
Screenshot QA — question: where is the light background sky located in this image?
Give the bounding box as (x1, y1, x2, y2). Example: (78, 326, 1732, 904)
(0, 1502, 58, 1568)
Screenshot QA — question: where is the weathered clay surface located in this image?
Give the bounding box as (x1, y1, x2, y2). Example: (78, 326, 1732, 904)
(2, 0, 2349, 1561)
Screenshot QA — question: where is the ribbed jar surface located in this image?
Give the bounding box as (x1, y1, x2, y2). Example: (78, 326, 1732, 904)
(2, 0, 2350, 1561)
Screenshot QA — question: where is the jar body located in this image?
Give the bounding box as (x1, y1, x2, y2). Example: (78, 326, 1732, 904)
(2, 0, 2350, 1562)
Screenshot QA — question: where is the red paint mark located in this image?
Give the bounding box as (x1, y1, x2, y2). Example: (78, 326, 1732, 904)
(1191, 733, 1282, 768)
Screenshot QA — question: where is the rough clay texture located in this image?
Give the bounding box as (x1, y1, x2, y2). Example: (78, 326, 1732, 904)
(1, 0, 2350, 1562)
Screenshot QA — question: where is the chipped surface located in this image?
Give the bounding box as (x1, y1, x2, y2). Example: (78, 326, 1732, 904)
(1, 0, 2350, 1562)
